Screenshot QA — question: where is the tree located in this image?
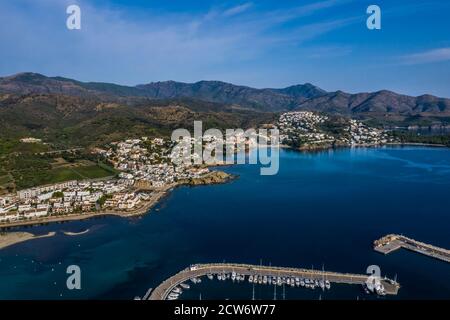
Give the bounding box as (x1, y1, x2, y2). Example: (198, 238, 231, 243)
(52, 191, 64, 198)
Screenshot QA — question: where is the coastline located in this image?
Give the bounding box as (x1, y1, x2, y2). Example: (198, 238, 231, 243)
(0, 171, 233, 230)
(0, 188, 171, 229)
(386, 142, 447, 148)
(1, 141, 445, 230)
(0, 231, 56, 249)
(280, 141, 449, 153)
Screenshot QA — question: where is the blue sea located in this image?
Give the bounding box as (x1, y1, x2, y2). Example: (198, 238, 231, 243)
(0, 146, 449, 300)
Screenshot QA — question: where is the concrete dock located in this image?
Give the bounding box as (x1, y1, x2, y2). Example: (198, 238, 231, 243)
(374, 234, 450, 263)
(148, 263, 400, 300)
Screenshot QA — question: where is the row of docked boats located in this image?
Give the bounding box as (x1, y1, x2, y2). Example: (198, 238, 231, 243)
(165, 272, 334, 300)
(201, 271, 332, 290)
(248, 274, 331, 290)
(215, 271, 245, 282)
(166, 281, 195, 300)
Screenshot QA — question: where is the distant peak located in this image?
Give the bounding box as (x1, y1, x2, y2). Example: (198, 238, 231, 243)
(374, 89, 395, 95)
(6, 72, 47, 80)
(333, 90, 348, 96)
(277, 83, 327, 98)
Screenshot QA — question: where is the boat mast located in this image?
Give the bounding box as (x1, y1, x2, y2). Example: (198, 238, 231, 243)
(252, 283, 255, 301)
(273, 282, 277, 300)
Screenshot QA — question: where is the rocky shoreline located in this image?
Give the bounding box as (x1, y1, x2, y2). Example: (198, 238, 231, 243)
(282, 141, 448, 153)
(178, 171, 235, 186)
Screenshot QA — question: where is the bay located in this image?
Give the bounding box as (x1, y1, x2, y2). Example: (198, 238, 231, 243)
(0, 146, 449, 300)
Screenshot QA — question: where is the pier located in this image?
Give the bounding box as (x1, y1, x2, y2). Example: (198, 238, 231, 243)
(148, 263, 400, 300)
(374, 234, 450, 263)
(142, 288, 153, 300)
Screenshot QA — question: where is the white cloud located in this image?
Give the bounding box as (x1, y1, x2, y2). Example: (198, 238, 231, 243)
(0, 0, 355, 85)
(401, 48, 450, 65)
(260, 0, 352, 25)
(223, 3, 253, 17)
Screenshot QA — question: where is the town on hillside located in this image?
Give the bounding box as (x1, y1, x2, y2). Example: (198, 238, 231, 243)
(278, 111, 395, 149)
(0, 137, 223, 225)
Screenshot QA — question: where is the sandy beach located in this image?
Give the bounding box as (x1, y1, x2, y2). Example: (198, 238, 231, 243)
(0, 231, 56, 250)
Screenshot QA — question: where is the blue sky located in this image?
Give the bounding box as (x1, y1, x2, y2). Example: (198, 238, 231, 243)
(1, 0, 449, 97)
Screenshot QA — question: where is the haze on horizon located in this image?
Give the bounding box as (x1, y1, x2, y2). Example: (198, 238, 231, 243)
(0, 0, 450, 97)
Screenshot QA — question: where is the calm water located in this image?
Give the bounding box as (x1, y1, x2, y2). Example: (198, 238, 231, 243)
(0, 147, 449, 300)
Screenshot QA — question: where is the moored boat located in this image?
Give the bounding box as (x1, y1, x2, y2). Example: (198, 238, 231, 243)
(180, 283, 190, 290)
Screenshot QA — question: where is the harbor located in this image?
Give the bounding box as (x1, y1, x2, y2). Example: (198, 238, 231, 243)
(374, 234, 450, 263)
(147, 263, 400, 300)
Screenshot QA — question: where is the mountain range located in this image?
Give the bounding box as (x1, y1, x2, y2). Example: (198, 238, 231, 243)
(1, 72, 450, 148)
(2, 72, 450, 117)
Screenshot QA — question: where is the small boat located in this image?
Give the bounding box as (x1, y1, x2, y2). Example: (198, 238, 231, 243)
(277, 277, 282, 286)
(231, 272, 236, 281)
(207, 273, 213, 280)
(319, 280, 325, 290)
(180, 283, 190, 290)
(172, 287, 182, 294)
(263, 276, 268, 284)
(325, 280, 331, 290)
(249, 275, 254, 283)
(300, 279, 305, 287)
(167, 293, 179, 300)
(190, 277, 201, 284)
(375, 283, 386, 296)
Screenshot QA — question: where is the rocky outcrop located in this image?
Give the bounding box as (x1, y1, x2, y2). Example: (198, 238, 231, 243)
(179, 171, 234, 186)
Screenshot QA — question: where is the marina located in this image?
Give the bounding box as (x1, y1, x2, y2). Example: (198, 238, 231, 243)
(147, 263, 400, 300)
(374, 234, 450, 263)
